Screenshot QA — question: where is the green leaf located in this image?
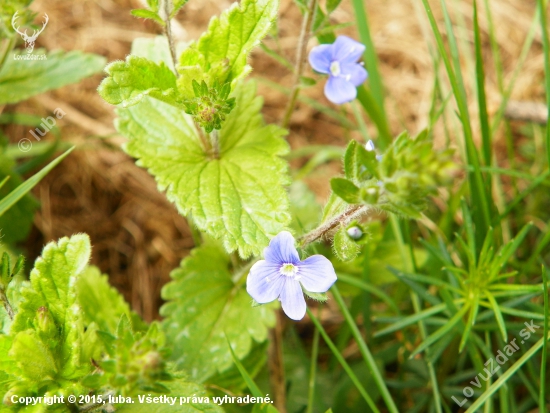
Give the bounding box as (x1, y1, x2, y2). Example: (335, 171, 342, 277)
(0, 148, 73, 223)
(12, 234, 91, 333)
(0, 154, 38, 245)
(76, 266, 133, 334)
(177, 0, 278, 95)
(0, 50, 106, 105)
(130, 9, 165, 26)
(3, 234, 99, 394)
(98, 56, 183, 108)
(116, 81, 290, 258)
(326, 0, 342, 14)
(161, 242, 276, 382)
(330, 178, 360, 204)
(333, 226, 360, 262)
(9, 330, 57, 380)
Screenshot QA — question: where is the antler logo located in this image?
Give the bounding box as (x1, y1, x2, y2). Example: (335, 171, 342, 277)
(11, 11, 49, 54)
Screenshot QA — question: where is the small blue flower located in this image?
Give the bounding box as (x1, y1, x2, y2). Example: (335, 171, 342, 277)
(246, 231, 337, 320)
(308, 36, 368, 104)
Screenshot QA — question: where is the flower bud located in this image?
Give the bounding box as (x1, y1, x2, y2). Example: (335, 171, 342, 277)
(346, 226, 363, 240)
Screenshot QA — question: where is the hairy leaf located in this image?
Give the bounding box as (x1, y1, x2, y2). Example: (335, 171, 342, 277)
(116, 80, 290, 257)
(76, 266, 134, 334)
(177, 0, 278, 95)
(98, 56, 183, 108)
(0, 50, 106, 105)
(161, 242, 276, 382)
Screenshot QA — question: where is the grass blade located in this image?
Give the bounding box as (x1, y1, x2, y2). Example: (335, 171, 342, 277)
(465, 332, 550, 412)
(473, 0, 491, 167)
(307, 307, 381, 413)
(0, 147, 74, 217)
(332, 285, 399, 413)
(540, 266, 549, 411)
(410, 303, 470, 358)
(537, 0, 550, 165)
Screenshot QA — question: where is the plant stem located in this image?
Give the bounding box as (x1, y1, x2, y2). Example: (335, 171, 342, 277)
(305, 307, 320, 413)
(268, 309, 287, 413)
(306, 308, 381, 413)
(281, 0, 318, 129)
(0, 290, 14, 320)
(298, 204, 369, 246)
(162, 0, 179, 76)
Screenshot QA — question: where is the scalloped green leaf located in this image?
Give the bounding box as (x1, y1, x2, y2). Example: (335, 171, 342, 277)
(161, 242, 276, 382)
(177, 0, 279, 95)
(116, 80, 290, 258)
(0, 50, 106, 105)
(98, 56, 183, 108)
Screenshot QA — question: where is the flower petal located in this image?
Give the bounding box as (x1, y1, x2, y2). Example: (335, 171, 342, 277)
(324, 76, 357, 104)
(263, 231, 300, 265)
(297, 255, 337, 293)
(333, 36, 365, 64)
(308, 44, 333, 74)
(340, 62, 368, 87)
(247, 260, 285, 303)
(280, 279, 307, 320)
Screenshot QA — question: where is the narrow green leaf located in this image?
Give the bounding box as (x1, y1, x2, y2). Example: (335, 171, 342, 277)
(0, 147, 73, 218)
(374, 302, 449, 338)
(410, 303, 470, 358)
(307, 308, 381, 413)
(130, 9, 165, 26)
(465, 332, 550, 412)
(473, 1, 491, 166)
(0, 50, 106, 105)
(332, 286, 399, 413)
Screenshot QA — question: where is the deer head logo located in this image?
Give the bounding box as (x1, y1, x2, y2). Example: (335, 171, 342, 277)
(11, 11, 49, 54)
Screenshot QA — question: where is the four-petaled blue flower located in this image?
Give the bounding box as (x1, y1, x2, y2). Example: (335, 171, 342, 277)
(247, 231, 337, 320)
(308, 36, 368, 105)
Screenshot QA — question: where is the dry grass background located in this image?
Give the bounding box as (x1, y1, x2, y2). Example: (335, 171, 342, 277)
(4, 0, 545, 321)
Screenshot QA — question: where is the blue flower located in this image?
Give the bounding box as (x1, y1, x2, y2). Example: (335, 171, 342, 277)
(308, 36, 368, 104)
(246, 231, 337, 320)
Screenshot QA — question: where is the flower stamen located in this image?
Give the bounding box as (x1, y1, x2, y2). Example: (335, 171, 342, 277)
(280, 263, 298, 277)
(330, 61, 341, 77)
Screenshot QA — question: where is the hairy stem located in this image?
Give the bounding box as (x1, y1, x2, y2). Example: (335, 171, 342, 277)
(298, 204, 369, 247)
(281, 0, 318, 129)
(162, 0, 179, 77)
(0, 290, 14, 320)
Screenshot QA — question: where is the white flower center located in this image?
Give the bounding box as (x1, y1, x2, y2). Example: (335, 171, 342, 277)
(330, 61, 341, 77)
(280, 263, 298, 278)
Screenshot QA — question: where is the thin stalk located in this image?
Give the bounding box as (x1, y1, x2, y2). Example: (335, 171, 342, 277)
(390, 217, 442, 412)
(268, 310, 287, 413)
(162, 0, 179, 77)
(540, 266, 549, 411)
(332, 286, 399, 413)
(306, 308, 381, 413)
(305, 307, 320, 413)
(537, 0, 550, 165)
(0, 290, 14, 320)
(351, 100, 371, 143)
(281, 0, 318, 129)
(298, 204, 369, 246)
